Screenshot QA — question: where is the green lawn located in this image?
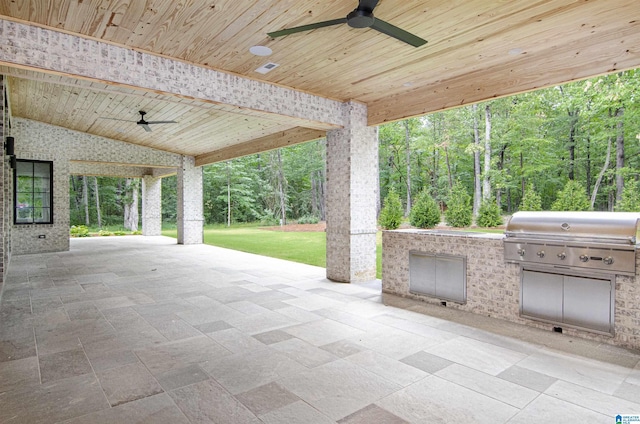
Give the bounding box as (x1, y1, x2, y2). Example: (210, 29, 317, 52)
(162, 224, 384, 278)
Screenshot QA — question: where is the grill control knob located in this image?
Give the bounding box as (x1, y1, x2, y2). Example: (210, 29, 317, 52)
(536, 250, 545, 258)
(517, 249, 525, 256)
(603, 256, 614, 265)
(557, 252, 566, 260)
(579, 254, 589, 262)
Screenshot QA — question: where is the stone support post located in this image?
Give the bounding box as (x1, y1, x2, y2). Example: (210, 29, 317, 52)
(326, 101, 378, 283)
(142, 175, 162, 236)
(177, 156, 203, 245)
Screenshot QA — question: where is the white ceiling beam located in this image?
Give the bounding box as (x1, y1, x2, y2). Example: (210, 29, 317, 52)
(0, 18, 344, 130)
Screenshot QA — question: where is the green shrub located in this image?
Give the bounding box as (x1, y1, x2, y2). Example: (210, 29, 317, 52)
(615, 179, 640, 212)
(297, 215, 319, 225)
(132, 230, 143, 235)
(520, 184, 542, 211)
(379, 189, 404, 230)
(444, 181, 473, 227)
(477, 198, 503, 227)
(551, 180, 591, 211)
(98, 230, 113, 236)
(113, 231, 127, 236)
(70, 225, 90, 237)
(409, 189, 440, 228)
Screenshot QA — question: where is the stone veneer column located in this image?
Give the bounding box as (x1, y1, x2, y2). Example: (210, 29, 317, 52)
(142, 175, 162, 236)
(177, 156, 203, 245)
(326, 101, 378, 283)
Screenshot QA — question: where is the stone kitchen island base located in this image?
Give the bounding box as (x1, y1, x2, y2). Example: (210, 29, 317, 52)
(382, 229, 640, 351)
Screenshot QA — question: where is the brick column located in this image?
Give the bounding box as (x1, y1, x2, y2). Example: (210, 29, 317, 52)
(326, 101, 378, 283)
(142, 175, 162, 236)
(177, 156, 203, 245)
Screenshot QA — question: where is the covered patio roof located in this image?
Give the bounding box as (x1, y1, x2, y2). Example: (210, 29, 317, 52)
(1, 1, 639, 164)
(0, 236, 637, 422)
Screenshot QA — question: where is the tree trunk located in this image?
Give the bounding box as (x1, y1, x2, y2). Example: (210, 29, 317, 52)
(472, 104, 482, 217)
(444, 146, 453, 190)
(123, 178, 139, 231)
(496, 143, 506, 209)
(568, 110, 577, 180)
(227, 161, 231, 227)
(93, 177, 102, 228)
(482, 104, 492, 200)
(591, 136, 612, 209)
(585, 136, 592, 198)
(82, 176, 90, 226)
(403, 120, 412, 216)
(276, 149, 286, 225)
(615, 107, 625, 204)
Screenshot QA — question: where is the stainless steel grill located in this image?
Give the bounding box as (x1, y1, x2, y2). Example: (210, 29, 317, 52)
(504, 211, 640, 276)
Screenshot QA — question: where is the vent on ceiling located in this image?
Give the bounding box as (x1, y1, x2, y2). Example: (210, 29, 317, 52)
(255, 62, 280, 74)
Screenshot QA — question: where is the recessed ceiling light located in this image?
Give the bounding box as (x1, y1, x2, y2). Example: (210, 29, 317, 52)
(403, 82, 414, 87)
(250, 45, 273, 56)
(508, 48, 523, 55)
(255, 62, 280, 74)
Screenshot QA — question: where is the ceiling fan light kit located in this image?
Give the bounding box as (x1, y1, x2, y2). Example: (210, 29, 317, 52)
(268, 0, 427, 47)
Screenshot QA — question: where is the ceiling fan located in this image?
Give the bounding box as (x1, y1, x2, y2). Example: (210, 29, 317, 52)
(268, 0, 427, 47)
(100, 110, 177, 132)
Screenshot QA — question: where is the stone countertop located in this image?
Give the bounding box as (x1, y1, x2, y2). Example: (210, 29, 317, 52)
(385, 229, 505, 240)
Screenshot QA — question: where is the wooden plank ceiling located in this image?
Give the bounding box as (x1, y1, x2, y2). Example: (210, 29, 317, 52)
(1, 0, 638, 164)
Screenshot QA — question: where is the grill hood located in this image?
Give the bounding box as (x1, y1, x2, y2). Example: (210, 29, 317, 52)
(505, 211, 640, 245)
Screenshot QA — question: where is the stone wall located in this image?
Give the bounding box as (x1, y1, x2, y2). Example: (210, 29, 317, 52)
(11, 118, 182, 254)
(382, 229, 640, 350)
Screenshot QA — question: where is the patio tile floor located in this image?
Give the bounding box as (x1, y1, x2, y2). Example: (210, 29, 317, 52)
(0, 236, 638, 423)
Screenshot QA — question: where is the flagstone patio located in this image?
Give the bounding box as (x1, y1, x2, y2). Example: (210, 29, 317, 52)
(0, 236, 638, 423)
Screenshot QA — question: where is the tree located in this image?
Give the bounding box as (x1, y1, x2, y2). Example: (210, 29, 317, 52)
(379, 189, 403, 230)
(551, 180, 591, 211)
(123, 178, 140, 231)
(615, 179, 640, 212)
(483, 104, 492, 200)
(477, 198, 503, 227)
(93, 177, 102, 228)
(410, 189, 440, 228)
(472, 104, 482, 216)
(445, 181, 472, 227)
(520, 184, 542, 211)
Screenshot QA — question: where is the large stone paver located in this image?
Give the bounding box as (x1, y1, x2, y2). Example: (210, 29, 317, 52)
(0, 236, 638, 423)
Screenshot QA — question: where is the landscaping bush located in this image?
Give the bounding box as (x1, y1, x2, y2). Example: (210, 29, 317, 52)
(615, 179, 640, 212)
(444, 181, 472, 227)
(113, 231, 127, 236)
(379, 189, 404, 230)
(551, 180, 591, 211)
(98, 230, 113, 236)
(70, 225, 90, 237)
(297, 215, 319, 225)
(477, 198, 503, 227)
(132, 230, 143, 235)
(409, 189, 440, 229)
(520, 184, 543, 211)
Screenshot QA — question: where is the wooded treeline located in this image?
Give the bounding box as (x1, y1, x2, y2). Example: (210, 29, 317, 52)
(69, 70, 640, 228)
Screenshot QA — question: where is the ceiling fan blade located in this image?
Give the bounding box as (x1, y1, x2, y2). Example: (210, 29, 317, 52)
(358, 0, 380, 12)
(268, 18, 347, 38)
(370, 18, 427, 47)
(145, 120, 177, 124)
(99, 117, 135, 122)
(139, 123, 152, 132)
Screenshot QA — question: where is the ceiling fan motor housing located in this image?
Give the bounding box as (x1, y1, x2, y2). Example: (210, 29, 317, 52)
(347, 9, 375, 28)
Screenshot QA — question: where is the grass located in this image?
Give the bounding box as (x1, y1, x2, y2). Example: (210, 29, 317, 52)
(162, 224, 384, 278)
(162, 223, 504, 279)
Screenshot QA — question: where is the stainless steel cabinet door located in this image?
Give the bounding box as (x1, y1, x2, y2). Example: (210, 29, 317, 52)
(521, 270, 563, 322)
(435, 256, 466, 303)
(409, 253, 436, 296)
(563, 276, 612, 333)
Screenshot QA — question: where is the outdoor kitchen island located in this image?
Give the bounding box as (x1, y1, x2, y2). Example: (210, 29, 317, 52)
(382, 219, 640, 351)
